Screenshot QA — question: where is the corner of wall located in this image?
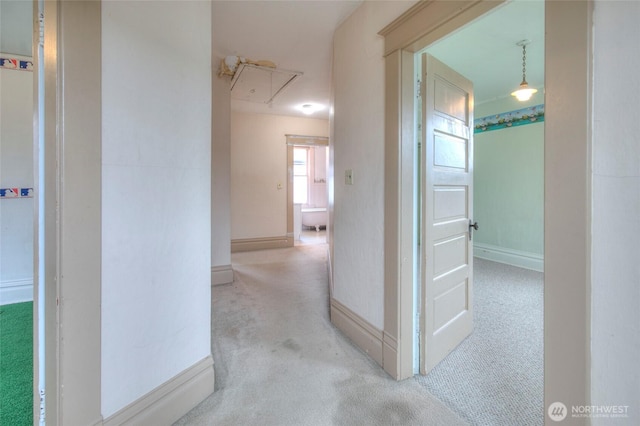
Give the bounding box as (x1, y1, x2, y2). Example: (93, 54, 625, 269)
(211, 264, 234, 286)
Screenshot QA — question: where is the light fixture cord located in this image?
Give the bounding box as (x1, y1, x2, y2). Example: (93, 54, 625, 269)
(521, 44, 528, 84)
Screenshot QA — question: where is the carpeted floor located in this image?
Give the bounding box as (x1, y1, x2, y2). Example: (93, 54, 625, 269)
(0, 301, 33, 426)
(175, 245, 467, 426)
(415, 258, 543, 425)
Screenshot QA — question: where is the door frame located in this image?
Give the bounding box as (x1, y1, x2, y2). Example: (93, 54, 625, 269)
(380, 0, 593, 417)
(34, 1, 102, 424)
(285, 134, 329, 243)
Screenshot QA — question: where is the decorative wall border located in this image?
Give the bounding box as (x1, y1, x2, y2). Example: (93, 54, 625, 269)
(0, 188, 34, 198)
(474, 104, 544, 134)
(0, 57, 34, 71)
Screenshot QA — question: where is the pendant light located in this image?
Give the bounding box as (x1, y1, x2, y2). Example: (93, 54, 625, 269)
(511, 40, 538, 102)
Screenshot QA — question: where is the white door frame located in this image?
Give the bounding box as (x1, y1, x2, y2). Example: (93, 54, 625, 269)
(34, 1, 102, 424)
(380, 0, 593, 418)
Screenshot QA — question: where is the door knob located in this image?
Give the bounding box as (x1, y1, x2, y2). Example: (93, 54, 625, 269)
(469, 220, 478, 240)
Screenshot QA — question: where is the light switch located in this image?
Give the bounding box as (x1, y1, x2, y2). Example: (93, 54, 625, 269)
(345, 169, 354, 185)
(277, 182, 283, 190)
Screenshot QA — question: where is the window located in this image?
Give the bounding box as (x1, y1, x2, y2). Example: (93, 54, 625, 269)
(293, 147, 309, 204)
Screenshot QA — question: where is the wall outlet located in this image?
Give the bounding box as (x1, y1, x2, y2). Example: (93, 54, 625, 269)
(345, 169, 354, 185)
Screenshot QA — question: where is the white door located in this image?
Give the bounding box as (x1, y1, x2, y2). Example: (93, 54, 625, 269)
(420, 53, 475, 374)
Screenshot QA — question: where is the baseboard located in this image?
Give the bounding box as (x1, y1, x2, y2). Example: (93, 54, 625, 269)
(330, 298, 383, 366)
(231, 235, 293, 253)
(326, 247, 333, 299)
(0, 279, 33, 305)
(382, 333, 398, 379)
(211, 264, 234, 286)
(473, 242, 544, 272)
(103, 356, 215, 426)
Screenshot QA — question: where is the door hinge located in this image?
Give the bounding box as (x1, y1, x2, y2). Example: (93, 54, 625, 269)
(39, 12, 44, 48)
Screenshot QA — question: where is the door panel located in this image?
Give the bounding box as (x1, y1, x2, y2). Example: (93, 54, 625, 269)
(433, 187, 467, 221)
(421, 53, 474, 374)
(434, 134, 468, 170)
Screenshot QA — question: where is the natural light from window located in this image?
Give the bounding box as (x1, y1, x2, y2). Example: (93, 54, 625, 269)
(293, 147, 309, 204)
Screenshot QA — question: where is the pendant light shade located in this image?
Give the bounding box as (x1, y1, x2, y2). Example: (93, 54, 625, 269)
(511, 40, 537, 101)
(511, 83, 537, 102)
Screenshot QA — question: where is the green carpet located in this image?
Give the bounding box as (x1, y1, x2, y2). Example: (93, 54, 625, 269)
(0, 302, 33, 426)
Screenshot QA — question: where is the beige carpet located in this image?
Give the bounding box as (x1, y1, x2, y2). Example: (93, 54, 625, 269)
(174, 244, 466, 426)
(417, 258, 543, 425)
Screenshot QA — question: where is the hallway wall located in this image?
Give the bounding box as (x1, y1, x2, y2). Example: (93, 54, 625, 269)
(230, 111, 328, 240)
(101, 1, 212, 417)
(591, 1, 640, 419)
(332, 0, 415, 330)
(211, 54, 232, 284)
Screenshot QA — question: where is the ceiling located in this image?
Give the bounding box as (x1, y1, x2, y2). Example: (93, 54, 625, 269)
(3, 1, 543, 119)
(213, 0, 544, 119)
(426, 0, 544, 105)
(212, 1, 363, 119)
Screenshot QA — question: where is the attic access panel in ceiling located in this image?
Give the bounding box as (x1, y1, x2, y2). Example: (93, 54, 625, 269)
(230, 63, 302, 104)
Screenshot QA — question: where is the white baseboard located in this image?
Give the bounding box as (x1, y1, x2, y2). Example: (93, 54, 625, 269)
(211, 264, 234, 286)
(231, 235, 293, 252)
(473, 242, 544, 272)
(330, 298, 383, 366)
(103, 356, 215, 426)
(382, 333, 399, 379)
(327, 247, 333, 299)
(0, 279, 33, 305)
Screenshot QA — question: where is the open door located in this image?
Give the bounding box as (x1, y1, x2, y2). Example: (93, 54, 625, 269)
(420, 53, 475, 374)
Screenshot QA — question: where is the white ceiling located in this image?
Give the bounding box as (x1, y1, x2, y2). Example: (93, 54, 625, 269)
(214, 0, 545, 119)
(426, 0, 544, 105)
(3, 1, 543, 118)
(212, 0, 363, 119)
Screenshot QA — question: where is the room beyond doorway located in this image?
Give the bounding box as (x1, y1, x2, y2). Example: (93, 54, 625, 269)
(287, 134, 329, 247)
(295, 229, 327, 246)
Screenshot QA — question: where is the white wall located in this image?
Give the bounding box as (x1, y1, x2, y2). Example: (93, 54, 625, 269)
(307, 146, 328, 208)
(101, 1, 212, 417)
(332, 1, 415, 329)
(0, 1, 32, 56)
(230, 111, 328, 240)
(211, 75, 231, 271)
(474, 93, 544, 271)
(591, 1, 640, 421)
(211, 33, 232, 280)
(0, 59, 33, 304)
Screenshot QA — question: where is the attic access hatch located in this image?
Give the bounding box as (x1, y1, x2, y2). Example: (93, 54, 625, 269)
(230, 63, 303, 104)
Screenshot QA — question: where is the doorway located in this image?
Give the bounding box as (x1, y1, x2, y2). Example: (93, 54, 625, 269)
(394, 2, 545, 423)
(286, 134, 329, 247)
(413, 0, 544, 376)
(380, 0, 592, 422)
